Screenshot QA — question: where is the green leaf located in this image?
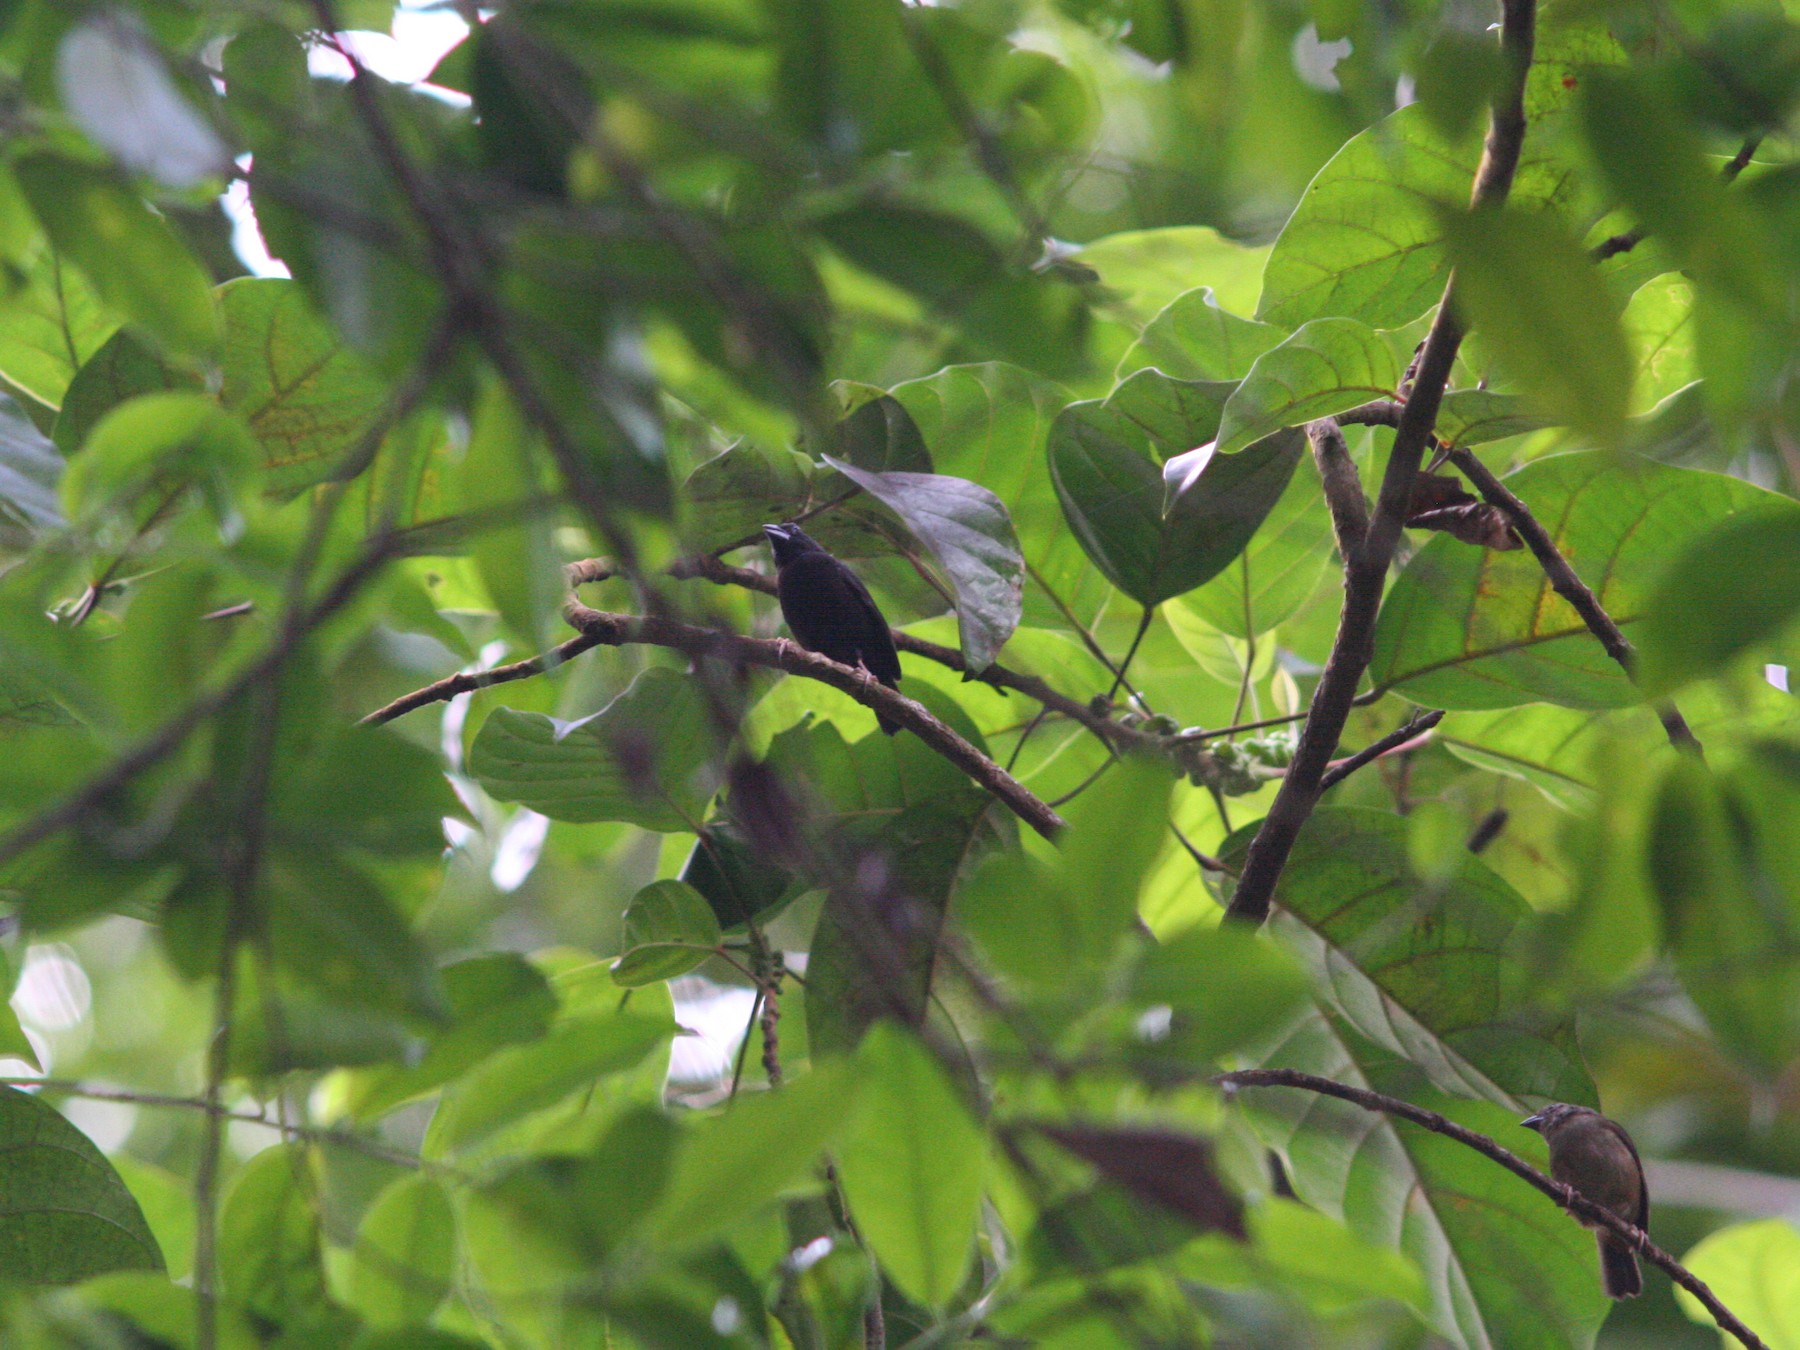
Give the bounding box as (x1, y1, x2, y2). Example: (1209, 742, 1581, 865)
(889, 363, 1107, 629)
(1243, 1017, 1610, 1350)
(425, 998, 674, 1157)
(802, 688, 1002, 1054)
(1074, 226, 1270, 328)
(1221, 808, 1595, 1108)
(469, 668, 723, 831)
(460, 377, 563, 646)
(642, 1060, 862, 1252)
(265, 851, 448, 1023)
(1648, 755, 1800, 1074)
(345, 1173, 456, 1327)
(218, 278, 389, 493)
(1635, 502, 1800, 696)
(836, 1024, 985, 1308)
(823, 454, 1023, 671)
(1258, 102, 1585, 331)
(818, 205, 1088, 375)
(1214, 318, 1405, 455)
(1444, 208, 1633, 447)
(53, 327, 202, 456)
(1116, 287, 1287, 384)
(1048, 371, 1306, 606)
(1179, 450, 1334, 638)
(1676, 1219, 1800, 1347)
(0, 246, 119, 408)
(1434, 389, 1554, 448)
(13, 155, 218, 358)
(1371, 452, 1784, 709)
(218, 1144, 323, 1322)
(53, 1273, 260, 1350)
(1127, 924, 1311, 1065)
(958, 755, 1172, 990)
(59, 391, 259, 526)
(1621, 274, 1698, 416)
(338, 954, 558, 1122)
(612, 880, 723, 987)
(0, 1086, 161, 1283)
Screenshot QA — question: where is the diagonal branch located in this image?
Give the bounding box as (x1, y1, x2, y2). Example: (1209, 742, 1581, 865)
(557, 594, 1066, 840)
(1592, 133, 1762, 262)
(1214, 1068, 1770, 1350)
(363, 555, 1154, 754)
(1319, 709, 1445, 792)
(1226, 0, 1538, 924)
(1442, 445, 1702, 753)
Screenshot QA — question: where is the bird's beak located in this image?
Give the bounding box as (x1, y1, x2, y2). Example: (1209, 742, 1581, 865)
(762, 524, 786, 544)
(1520, 1111, 1546, 1131)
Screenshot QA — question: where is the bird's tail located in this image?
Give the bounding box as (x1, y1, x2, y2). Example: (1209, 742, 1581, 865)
(1598, 1233, 1642, 1299)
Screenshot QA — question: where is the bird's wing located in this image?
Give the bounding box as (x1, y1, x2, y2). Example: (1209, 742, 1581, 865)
(1600, 1116, 1650, 1228)
(837, 563, 903, 685)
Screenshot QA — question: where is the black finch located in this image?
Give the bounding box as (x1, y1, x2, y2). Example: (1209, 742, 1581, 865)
(1523, 1103, 1648, 1299)
(763, 523, 904, 734)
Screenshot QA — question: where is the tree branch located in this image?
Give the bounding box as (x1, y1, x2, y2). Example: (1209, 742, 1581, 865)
(558, 592, 1066, 840)
(365, 554, 1154, 755)
(1225, 0, 1537, 924)
(1592, 133, 1762, 262)
(1215, 1068, 1771, 1350)
(1319, 709, 1445, 792)
(1442, 445, 1702, 752)
(1306, 419, 1369, 554)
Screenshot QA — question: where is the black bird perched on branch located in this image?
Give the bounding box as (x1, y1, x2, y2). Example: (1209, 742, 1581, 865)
(1522, 1103, 1648, 1299)
(763, 523, 904, 734)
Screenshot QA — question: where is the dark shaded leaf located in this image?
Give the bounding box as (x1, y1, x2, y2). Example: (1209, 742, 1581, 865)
(1048, 371, 1306, 606)
(1036, 1123, 1246, 1239)
(823, 453, 1023, 671)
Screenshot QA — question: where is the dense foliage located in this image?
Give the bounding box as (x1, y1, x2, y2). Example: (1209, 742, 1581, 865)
(0, 0, 1798, 1347)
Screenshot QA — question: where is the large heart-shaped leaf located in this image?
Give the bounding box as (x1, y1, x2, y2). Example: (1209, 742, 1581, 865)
(1116, 286, 1288, 383)
(1215, 318, 1405, 455)
(1257, 23, 1617, 331)
(1242, 1012, 1609, 1350)
(468, 667, 723, 831)
(1179, 450, 1335, 638)
(823, 454, 1023, 671)
(1047, 370, 1306, 606)
(217, 278, 388, 494)
(1371, 452, 1783, 710)
(889, 363, 1109, 627)
(1222, 808, 1594, 1109)
(1444, 208, 1633, 448)
(0, 1086, 164, 1283)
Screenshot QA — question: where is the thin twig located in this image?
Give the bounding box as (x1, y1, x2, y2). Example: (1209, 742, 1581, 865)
(1107, 606, 1155, 702)
(1214, 1068, 1770, 1350)
(358, 634, 601, 726)
(1226, 0, 1537, 924)
(1592, 133, 1762, 261)
(558, 595, 1066, 840)
(1442, 445, 1702, 753)
(1319, 710, 1445, 792)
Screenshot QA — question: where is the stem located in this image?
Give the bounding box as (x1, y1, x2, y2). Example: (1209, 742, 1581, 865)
(1108, 606, 1155, 703)
(1442, 445, 1701, 754)
(1225, 0, 1537, 925)
(1215, 1068, 1770, 1350)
